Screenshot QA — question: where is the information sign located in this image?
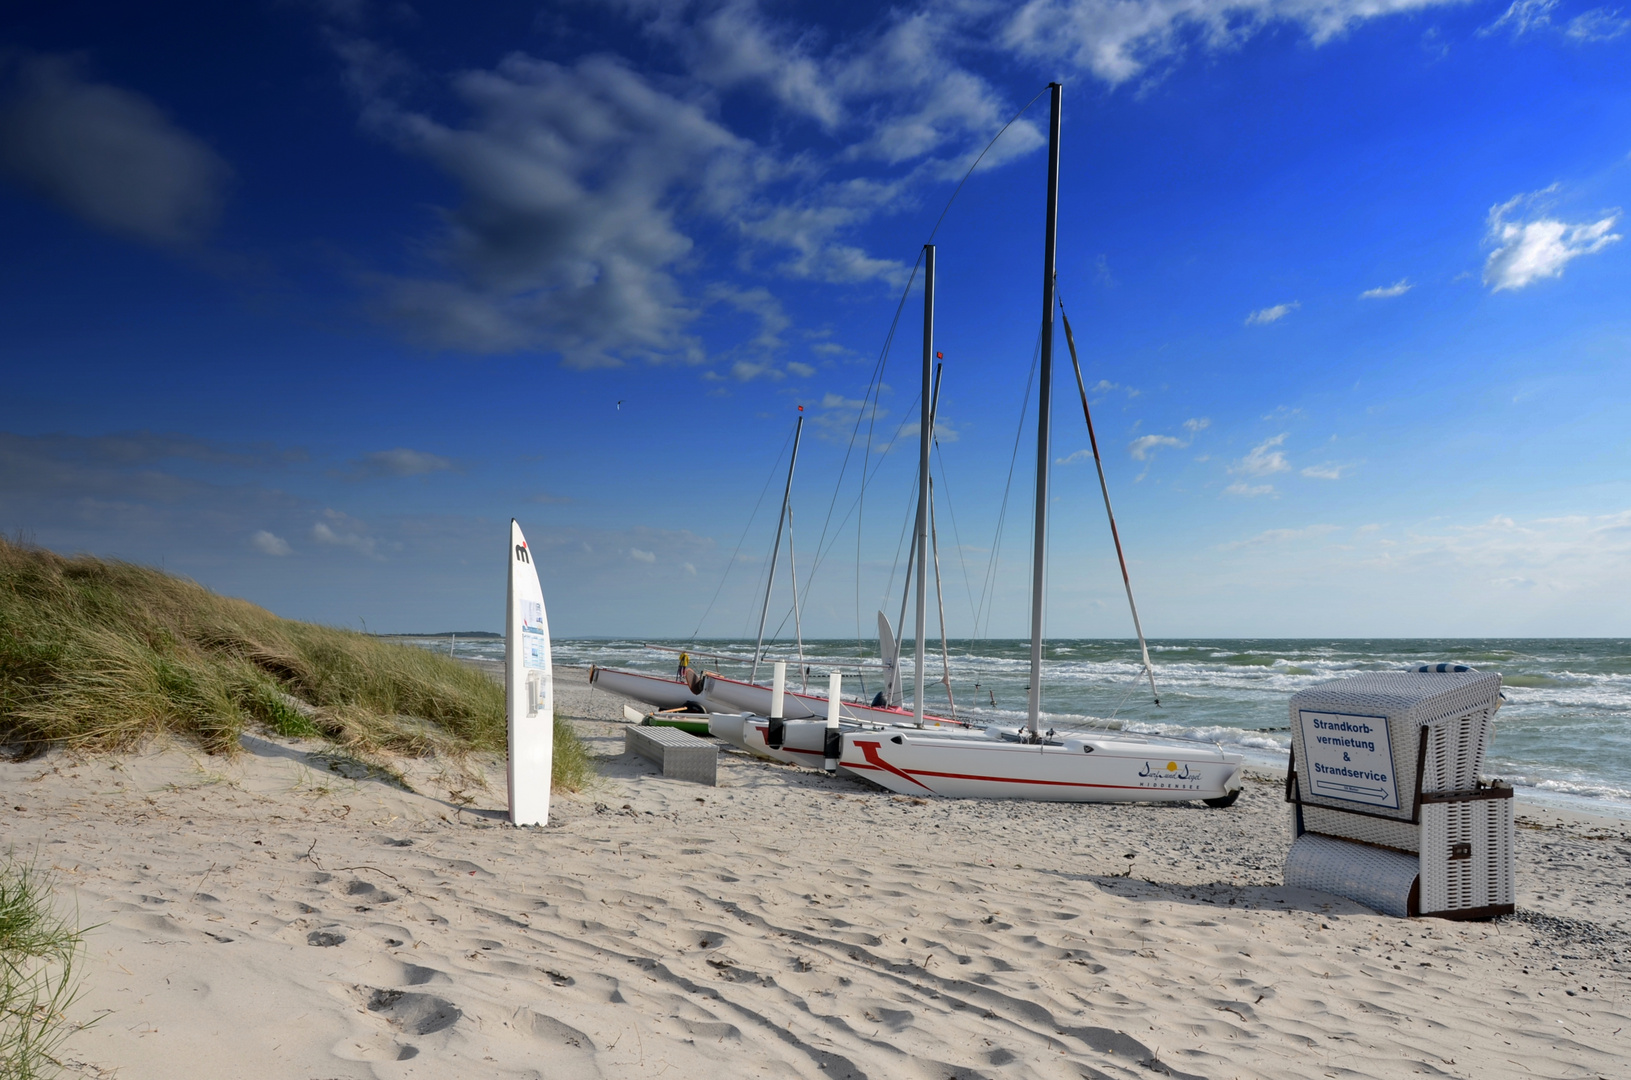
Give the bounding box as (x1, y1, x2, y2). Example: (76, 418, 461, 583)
(1297, 710, 1400, 810)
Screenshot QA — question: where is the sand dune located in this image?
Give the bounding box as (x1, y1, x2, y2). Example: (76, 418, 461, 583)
(5, 666, 1627, 1079)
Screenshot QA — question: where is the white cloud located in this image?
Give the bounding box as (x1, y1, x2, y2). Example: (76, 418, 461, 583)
(630, 547, 657, 563)
(1056, 448, 1095, 464)
(350, 447, 454, 478)
(1084, 378, 1142, 399)
(683, 561, 697, 576)
(1482, 0, 1630, 39)
(353, 53, 750, 367)
(250, 530, 292, 556)
(729, 359, 784, 381)
(330, 3, 1060, 368)
(1128, 434, 1185, 460)
(1222, 523, 1339, 549)
(1391, 510, 1631, 592)
(311, 509, 381, 558)
(626, 2, 1044, 169)
(1483, 187, 1622, 291)
(1002, 0, 1467, 86)
(786, 361, 816, 377)
(1482, 0, 1557, 35)
(1245, 301, 1298, 326)
(1233, 433, 1290, 477)
(1360, 278, 1413, 299)
(1301, 462, 1350, 479)
(0, 54, 230, 248)
(1567, 7, 1631, 40)
(1108, 418, 1209, 473)
(1224, 481, 1276, 497)
(809, 391, 884, 443)
(708, 283, 788, 351)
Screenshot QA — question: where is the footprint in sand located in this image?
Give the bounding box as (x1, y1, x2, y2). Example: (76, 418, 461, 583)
(365, 988, 462, 1036)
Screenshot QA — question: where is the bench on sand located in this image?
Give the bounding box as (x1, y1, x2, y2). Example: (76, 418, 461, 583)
(625, 724, 717, 786)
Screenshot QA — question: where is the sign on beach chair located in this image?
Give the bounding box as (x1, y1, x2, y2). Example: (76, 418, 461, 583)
(1283, 669, 1515, 920)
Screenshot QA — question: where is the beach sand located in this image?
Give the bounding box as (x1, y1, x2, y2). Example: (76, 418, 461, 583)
(6, 666, 1628, 1079)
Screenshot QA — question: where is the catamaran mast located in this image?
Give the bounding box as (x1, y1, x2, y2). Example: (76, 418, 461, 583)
(1027, 82, 1062, 739)
(913, 244, 935, 726)
(890, 355, 944, 710)
(752, 413, 803, 683)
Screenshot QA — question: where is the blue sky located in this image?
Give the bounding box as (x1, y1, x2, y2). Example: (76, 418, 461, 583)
(1, 0, 1627, 638)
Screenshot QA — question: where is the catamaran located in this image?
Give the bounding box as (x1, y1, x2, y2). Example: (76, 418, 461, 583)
(589, 664, 706, 711)
(831, 83, 1244, 806)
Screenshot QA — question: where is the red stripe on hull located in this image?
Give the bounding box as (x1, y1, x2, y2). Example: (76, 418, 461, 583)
(840, 758, 1203, 791)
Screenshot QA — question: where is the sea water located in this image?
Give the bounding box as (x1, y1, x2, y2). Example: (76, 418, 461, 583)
(413, 635, 1631, 820)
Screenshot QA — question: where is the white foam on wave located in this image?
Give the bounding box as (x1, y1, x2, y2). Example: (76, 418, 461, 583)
(1120, 721, 1291, 753)
(1502, 773, 1631, 802)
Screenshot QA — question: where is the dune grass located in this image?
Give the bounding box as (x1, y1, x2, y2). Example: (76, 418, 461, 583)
(0, 858, 85, 1080)
(551, 710, 594, 794)
(0, 538, 591, 792)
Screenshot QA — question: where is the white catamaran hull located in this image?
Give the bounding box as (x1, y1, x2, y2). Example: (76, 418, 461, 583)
(699, 673, 968, 730)
(839, 729, 1244, 803)
(719, 713, 987, 770)
(710, 715, 825, 766)
(590, 666, 705, 711)
(705, 713, 763, 756)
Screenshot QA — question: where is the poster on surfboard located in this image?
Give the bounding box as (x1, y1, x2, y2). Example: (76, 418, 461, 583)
(506, 519, 553, 826)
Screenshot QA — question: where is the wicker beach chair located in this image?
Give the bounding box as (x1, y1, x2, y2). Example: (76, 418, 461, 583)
(1283, 669, 1515, 919)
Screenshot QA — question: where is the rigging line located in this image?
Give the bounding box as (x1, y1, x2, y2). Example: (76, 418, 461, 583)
(835, 250, 923, 648)
(690, 423, 796, 640)
(932, 440, 981, 629)
(853, 297, 910, 638)
(790, 79, 1044, 656)
(765, 603, 795, 647)
(1105, 664, 1146, 723)
(802, 387, 923, 602)
(974, 327, 1042, 640)
(795, 60, 1041, 635)
(928, 472, 957, 719)
(1058, 289, 1160, 706)
(752, 414, 804, 677)
(881, 471, 918, 623)
(788, 503, 805, 688)
(925, 83, 1053, 245)
(742, 540, 776, 641)
(875, 400, 928, 614)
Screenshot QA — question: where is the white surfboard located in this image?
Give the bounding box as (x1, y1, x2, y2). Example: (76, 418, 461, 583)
(506, 519, 553, 826)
